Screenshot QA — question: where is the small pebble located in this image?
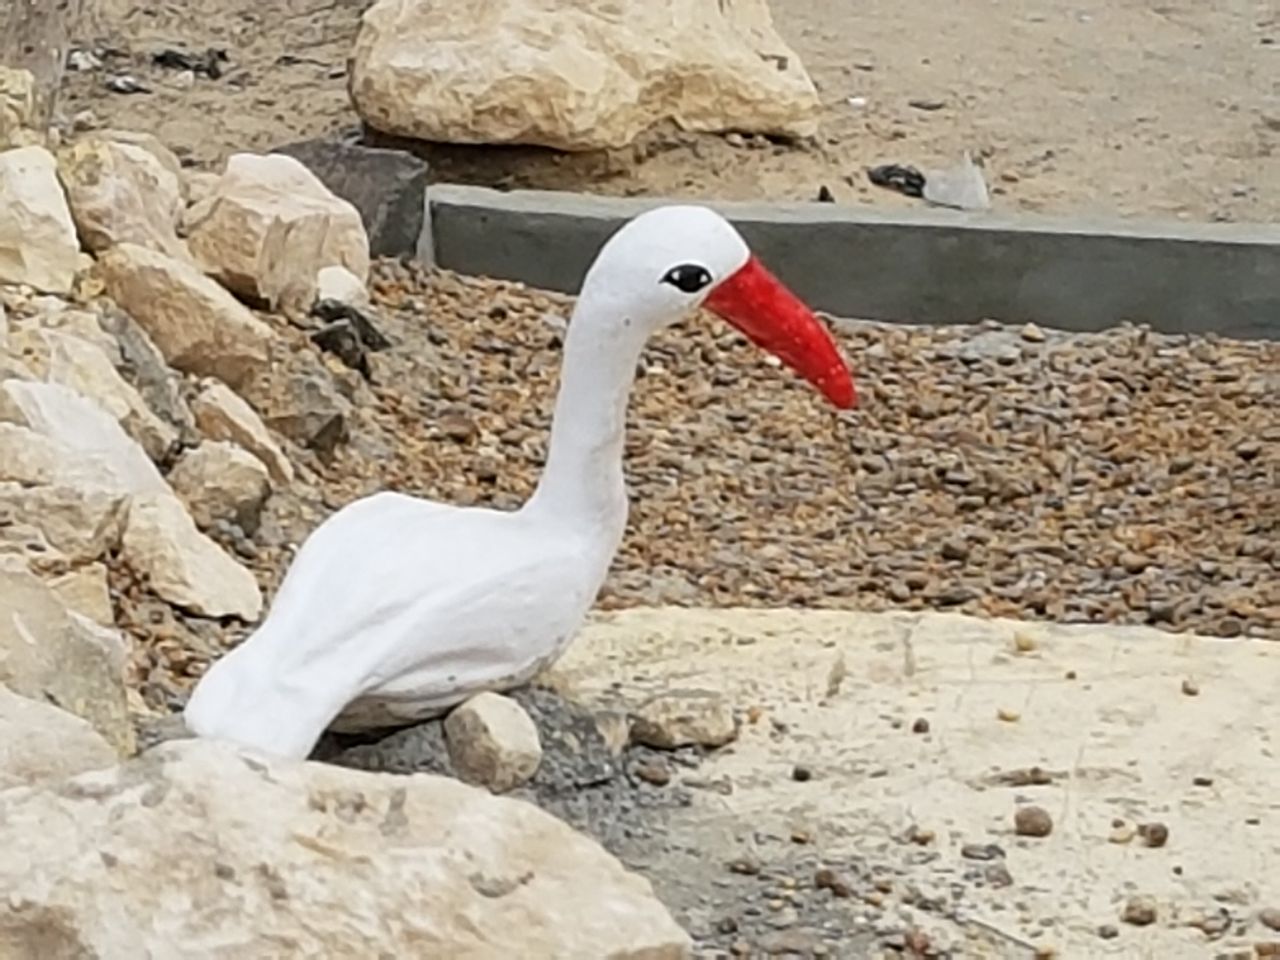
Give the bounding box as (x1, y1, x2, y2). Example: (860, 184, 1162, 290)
(997, 707, 1021, 723)
(814, 867, 853, 898)
(1260, 908, 1280, 932)
(1182, 678, 1200, 696)
(1138, 821, 1169, 848)
(1014, 805, 1054, 838)
(961, 842, 1004, 861)
(911, 717, 930, 734)
(1193, 775, 1215, 787)
(1122, 896, 1158, 926)
(1013, 630, 1038, 653)
(633, 760, 671, 786)
(791, 764, 813, 782)
(1097, 924, 1119, 939)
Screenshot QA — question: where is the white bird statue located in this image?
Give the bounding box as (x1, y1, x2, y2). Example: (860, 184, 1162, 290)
(184, 204, 857, 760)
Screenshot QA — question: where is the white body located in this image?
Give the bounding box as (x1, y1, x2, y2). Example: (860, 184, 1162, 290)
(185, 205, 754, 760)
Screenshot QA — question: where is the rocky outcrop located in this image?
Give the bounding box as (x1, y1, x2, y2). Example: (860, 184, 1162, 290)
(0, 557, 134, 754)
(350, 0, 819, 151)
(0, 145, 80, 293)
(97, 242, 273, 388)
(57, 134, 188, 258)
(187, 152, 370, 313)
(0, 739, 693, 959)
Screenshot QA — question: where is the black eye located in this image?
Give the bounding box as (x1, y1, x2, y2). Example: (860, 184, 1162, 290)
(661, 263, 713, 294)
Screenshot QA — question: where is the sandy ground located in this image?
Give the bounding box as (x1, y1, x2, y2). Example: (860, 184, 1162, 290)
(548, 607, 1280, 959)
(66, 0, 1279, 222)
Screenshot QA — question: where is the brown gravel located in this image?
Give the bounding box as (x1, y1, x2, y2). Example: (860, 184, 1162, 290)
(119, 258, 1278, 705)
(284, 260, 1277, 639)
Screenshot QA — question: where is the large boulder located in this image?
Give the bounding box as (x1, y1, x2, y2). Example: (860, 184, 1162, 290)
(187, 153, 370, 314)
(0, 557, 134, 755)
(349, 0, 820, 152)
(57, 134, 187, 258)
(0, 739, 692, 959)
(97, 242, 274, 389)
(0, 145, 80, 293)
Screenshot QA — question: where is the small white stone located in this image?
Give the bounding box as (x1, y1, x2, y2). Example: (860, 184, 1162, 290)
(444, 692, 542, 793)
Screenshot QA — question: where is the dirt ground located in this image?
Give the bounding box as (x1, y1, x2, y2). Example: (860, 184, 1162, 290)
(67, 0, 1279, 223)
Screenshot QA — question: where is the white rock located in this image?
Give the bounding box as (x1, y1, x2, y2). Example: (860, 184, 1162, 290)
(168, 440, 271, 533)
(57, 134, 188, 257)
(0, 379, 166, 495)
(0, 145, 80, 293)
(630, 689, 738, 749)
(0, 739, 693, 958)
(0, 683, 118, 789)
(122, 492, 263, 620)
(315, 263, 370, 310)
(350, 0, 819, 152)
(188, 153, 370, 313)
(190, 378, 294, 484)
(97, 242, 274, 388)
(12, 327, 178, 461)
(444, 691, 543, 793)
(0, 556, 134, 754)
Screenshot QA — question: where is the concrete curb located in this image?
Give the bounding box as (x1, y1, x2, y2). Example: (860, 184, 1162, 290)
(425, 184, 1280, 340)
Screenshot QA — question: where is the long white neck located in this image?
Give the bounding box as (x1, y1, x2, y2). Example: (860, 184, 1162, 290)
(523, 283, 646, 548)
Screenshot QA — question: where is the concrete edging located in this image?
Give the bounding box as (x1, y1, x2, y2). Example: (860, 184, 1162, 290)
(423, 184, 1279, 340)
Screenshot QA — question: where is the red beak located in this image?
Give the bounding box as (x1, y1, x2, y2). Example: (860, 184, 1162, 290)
(703, 256, 857, 409)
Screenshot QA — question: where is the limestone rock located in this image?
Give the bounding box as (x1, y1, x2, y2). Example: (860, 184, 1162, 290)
(168, 440, 271, 534)
(190, 378, 293, 484)
(0, 683, 118, 789)
(350, 0, 819, 152)
(0, 739, 693, 958)
(316, 264, 369, 310)
(274, 137, 428, 258)
(0, 145, 80, 293)
(0, 481, 126, 564)
(630, 689, 738, 749)
(97, 242, 274, 388)
(57, 134, 187, 257)
(122, 492, 263, 620)
(0, 379, 167, 495)
(444, 691, 543, 793)
(187, 152, 370, 313)
(97, 129, 185, 190)
(0, 557, 134, 754)
(0, 67, 41, 150)
(12, 327, 178, 461)
(47, 563, 114, 625)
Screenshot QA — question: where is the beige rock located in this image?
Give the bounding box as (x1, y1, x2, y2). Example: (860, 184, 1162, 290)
(0, 145, 80, 294)
(0, 739, 692, 958)
(190, 378, 294, 484)
(0, 481, 126, 564)
(315, 263, 369, 309)
(168, 440, 272, 533)
(630, 689, 738, 749)
(444, 691, 543, 793)
(97, 129, 185, 190)
(0, 379, 167, 495)
(47, 563, 114, 625)
(350, 0, 819, 152)
(0, 67, 41, 150)
(237, 348, 351, 457)
(12, 327, 178, 460)
(122, 492, 263, 620)
(57, 135, 187, 257)
(0, 557, 134, 754)
(0, 683, 118, 789)
(97, 242, 274, 388)
(188, 153, 370, 312)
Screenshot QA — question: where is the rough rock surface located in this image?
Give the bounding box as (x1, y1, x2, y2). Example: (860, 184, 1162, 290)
(168, 440, 272, 534)
(57, 134, 187, 257)
(274, 136, 429, 258)
(122, 493, 263, 620)
(237, 348, 351, 457)
(0, 683, 117, 789)
(0, 145, 80, 293)
(187, 152, 370, 313)
(350, 0, 820, 151)
(190, 378, 294, 484)
(0, 67, 40, 150)
(97, 242, 273, 388)
(0, 558, 133, 754)
(0, 481, 126, 564)
(0, 739, 692, 959)
(444, 691, 543, 793)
